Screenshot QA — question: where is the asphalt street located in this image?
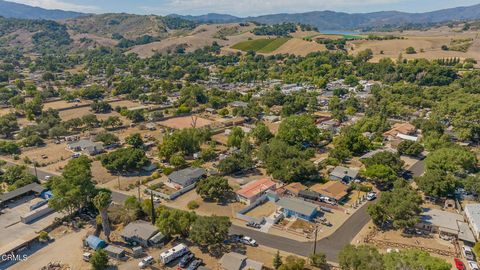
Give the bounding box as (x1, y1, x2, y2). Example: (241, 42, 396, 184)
(230, 202, 371, 262)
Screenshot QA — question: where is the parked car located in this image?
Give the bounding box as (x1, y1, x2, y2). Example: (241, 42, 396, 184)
(366, 192, 377, 201)
(179, 253, 195, 268)
(468, 261, 479, 270)
(246, 221, 261, 229)
(463, 246, 475, 261)
(138, 256, 154, 269)
(72, 152, 81, 158)
(241, 236, 258, 247)
(454, 258, 465, 270)
(187, 259, 202, 270)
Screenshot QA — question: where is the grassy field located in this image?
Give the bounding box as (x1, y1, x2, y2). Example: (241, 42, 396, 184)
(231, 38, 291, 53)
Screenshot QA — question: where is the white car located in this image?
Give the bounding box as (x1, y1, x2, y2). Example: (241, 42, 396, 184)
(463, 246, 475, 261)
(366, 192, 377, 201)
(138, 256, 154, 269)
(241, 236, 258, 247)
(72, 152, 81, 158)
(468, 261, 479, 270)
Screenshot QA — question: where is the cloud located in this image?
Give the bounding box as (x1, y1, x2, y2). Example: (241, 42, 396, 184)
(141, 0, 404, 16)
(9, 0, 100, 12)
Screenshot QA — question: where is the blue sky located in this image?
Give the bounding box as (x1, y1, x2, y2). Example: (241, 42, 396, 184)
(9, 0, 480, 16)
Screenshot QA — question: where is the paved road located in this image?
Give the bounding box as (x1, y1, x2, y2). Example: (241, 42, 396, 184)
(230, 202, 371, 262)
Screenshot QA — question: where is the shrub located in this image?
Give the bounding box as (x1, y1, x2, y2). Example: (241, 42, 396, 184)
(187, 200, 199, 210)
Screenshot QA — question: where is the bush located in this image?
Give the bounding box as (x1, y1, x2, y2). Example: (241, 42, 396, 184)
(187, 200, 199, 209)
(405, 47, 416, 54)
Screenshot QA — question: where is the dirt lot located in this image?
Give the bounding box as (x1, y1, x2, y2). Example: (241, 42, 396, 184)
(43, 100, 91, 110)
(58, 106, 125, 122)
(19, 142, 73, 168)
(244, 201, 277, 219)
(158, 115, 214, 129)
(268, 38, 327, 56)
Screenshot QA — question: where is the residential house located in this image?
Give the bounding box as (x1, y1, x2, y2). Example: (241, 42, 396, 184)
(66, 139, 104, 156)
(121, 221, 167, 247)
(219, 252, 263, 270)
(329, 166, 359, 183)
(310, 181, 349, 203)
(276, 197, 318, 221)
(417, 208, 475, 243)
(281, 182, 308, 197)
(236, 178, 277, 205)
(167, 167, 207, 189)
(465, 204, 480, 241)
(104, 245, 126, 259)
(383, 122, 417, 141)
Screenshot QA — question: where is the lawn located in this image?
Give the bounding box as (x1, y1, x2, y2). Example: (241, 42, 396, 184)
(231, 38, 290, 53)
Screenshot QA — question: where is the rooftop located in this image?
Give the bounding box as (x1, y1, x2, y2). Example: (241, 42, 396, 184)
(283, 182, 307, 196)
(168, 167, 207, 186)
(277, 197, 318, 217)
(420, 208, 464, 233)
(330, 166, 359, 179)
(383, 122, 416, 137)
(0, 183, 46, 204)
(120, 220, 159, 241)
(465, 204, 480, 231)
(219, 252, 263, 270)
(310, 181, 349, 201)
(235, 178, 276, 199)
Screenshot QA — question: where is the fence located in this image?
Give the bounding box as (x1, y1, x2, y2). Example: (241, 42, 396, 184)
(235, 195, 269, 224)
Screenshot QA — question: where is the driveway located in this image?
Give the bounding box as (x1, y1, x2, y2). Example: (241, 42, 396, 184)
(230, 202, 371, 262)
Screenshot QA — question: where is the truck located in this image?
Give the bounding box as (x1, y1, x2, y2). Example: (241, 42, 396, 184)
(159, 243, 189, 264)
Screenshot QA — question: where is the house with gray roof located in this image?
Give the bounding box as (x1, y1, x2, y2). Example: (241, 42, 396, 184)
(417, 208, 475, 243)
(120, 220, 167, 247)
(168, 167, 207, 188)
(329, 166, 359, 183)
(276, 197, 318, 221)
(66, 139, 104, 156)
(219, 252, 263, 270)
(465, 204, 480, 241)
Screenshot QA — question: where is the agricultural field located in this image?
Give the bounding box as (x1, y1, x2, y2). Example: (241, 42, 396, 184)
(231, 37, 291, 53)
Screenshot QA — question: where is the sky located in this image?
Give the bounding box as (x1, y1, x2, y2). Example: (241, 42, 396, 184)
(8, 0, 480, 16)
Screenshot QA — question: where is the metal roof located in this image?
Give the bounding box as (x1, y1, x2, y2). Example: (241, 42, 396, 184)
(168, 167, 206, 186)
(276, 197, 318, 217)
(0, 183, 45, 203)
(121, 220, 159, 241)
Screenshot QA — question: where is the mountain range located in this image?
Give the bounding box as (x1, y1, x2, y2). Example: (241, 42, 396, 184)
(2, 0, 480, 30)
(0, 0, 85, 20)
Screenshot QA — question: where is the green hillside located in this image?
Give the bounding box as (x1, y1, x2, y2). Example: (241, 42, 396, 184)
(231, 38, 290, 53)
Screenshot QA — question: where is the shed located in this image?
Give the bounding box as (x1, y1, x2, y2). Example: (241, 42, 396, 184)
(85, 235, 106, 250)
(121, 220, 164, 247)
(104, 245, 126, 259)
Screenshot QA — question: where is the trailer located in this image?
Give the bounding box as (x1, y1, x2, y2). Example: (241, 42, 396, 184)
(160, 243, 189, 264)
(20, 205, 55, 224)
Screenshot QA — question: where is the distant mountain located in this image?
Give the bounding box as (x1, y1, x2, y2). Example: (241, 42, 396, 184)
(171, 4, 480, 30)
(168, 13, 240, 24)
(0, 0, 85, 20)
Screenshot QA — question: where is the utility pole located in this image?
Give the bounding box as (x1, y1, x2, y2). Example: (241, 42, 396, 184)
(137, 181, 141, 202)
(33, 162, 38, 179)
(313, 225, 318, 254)
(117, 174, 120, 189)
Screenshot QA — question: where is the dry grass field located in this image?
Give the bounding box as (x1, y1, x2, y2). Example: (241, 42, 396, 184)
(157, 115, 214, 129)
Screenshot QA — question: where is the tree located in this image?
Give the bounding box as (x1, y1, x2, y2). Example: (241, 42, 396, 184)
(156, 207, 197, 237)
(405, 47, 416, 54)
(49, 156, 96, 215)
(273, 250, 282, 270)
(90, 249, 109, 270)
(278, 255, 305, 270)
(0, 114, 19, 138)
(95, 132, 119, 146)
(252, 122, 273, 144)
(196, 176, 232, 201)
(397, 140, 424, 157)
(159, 128, 209, 160)
(338, 245, 384, 270)
(277, 115, 322, 147)
(91, 101, 112, 113)
(125, 133, 144, 148)
(362, 164, 397, 188)
(227, 126, 245, 148)
(309, 253, 327, 269)
(82, 114, 100, 129)
(416, 170, 457, 198)
(93, 191, 112, 242)
(0, 141, 20, 155)
(333, 126, 371, 157)
(367, 180, 422, 229)
(218, 152, 254, 175)
(100, 148, 148, 173)
(425, 147, 477, 174)
(169, 153, 186, 168)
(362, 151, 404, 173)
(383, 249, 450, 270)
(0, 165, 37, 190)
(189, 215, 231, 246)
(102, 116, 123, 129)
